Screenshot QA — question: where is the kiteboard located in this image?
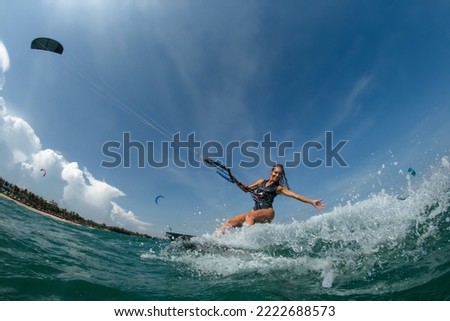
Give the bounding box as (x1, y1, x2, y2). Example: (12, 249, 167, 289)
(165, 231, 196, 241)
(165, 231, 228, 252)
(165, 231, 254, 254)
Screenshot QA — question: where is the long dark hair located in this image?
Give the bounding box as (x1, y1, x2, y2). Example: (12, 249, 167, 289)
(272, 164, 290, 189)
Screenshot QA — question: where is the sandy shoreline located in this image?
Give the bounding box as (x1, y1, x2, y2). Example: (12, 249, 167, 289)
(0, 192, 80, 226)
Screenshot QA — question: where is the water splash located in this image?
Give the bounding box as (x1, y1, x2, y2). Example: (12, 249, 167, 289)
(147, 155, 450, 295)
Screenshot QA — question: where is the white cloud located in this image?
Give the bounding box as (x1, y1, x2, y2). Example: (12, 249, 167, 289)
(330, 74, 372, 130)
(345, 75, 371, 112)
(60, 164, 124, 218)
(150, 4, 261, 138)
(29, 149, 64, 177)
(0, 41, 10, 72)
(111, 201, 153, 233)
(1, 113, 42, 160)
(0, 41, 10, 90)
(0, 103, 154, 234)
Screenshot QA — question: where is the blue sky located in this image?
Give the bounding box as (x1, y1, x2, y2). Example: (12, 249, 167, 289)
(1, 1, 449, 236)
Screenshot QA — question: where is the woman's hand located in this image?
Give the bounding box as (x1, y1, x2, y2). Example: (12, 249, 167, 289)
(311, 199, 324, 209)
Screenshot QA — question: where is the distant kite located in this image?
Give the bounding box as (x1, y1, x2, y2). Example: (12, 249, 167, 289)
(40, 168, 47, 177)
(407, 167, 416, 176)
(31, 37, 64, 54)
(155, 195, 165, 205)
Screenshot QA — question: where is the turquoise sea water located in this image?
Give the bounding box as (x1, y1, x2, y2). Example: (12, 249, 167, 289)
(1, 160, 449, 301)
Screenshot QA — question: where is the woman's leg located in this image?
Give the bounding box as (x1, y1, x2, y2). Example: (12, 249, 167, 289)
(244, 208, 274, 225)
(217, 208, 275, 234)
(218, 212, 248, 232)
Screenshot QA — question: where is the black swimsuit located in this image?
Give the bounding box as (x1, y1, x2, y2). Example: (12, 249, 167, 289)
(252, 180, 279, 210)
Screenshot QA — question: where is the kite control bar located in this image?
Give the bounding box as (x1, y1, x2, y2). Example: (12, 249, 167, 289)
(202, 157, 250, 193)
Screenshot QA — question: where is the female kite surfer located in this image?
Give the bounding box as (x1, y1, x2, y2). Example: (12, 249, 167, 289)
(217, 164, 324, 234)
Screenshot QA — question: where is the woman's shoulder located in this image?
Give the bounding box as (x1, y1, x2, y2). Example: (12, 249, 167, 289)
(247, 178, 265, 190)
(276, 184, 289, 193)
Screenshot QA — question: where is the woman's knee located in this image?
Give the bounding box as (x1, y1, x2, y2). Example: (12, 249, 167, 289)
(250, 209, 274, 224)
(227, 213, 248, 227)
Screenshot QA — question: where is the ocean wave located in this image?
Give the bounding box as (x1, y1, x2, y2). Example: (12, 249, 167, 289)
(156, 156, 450, 297)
